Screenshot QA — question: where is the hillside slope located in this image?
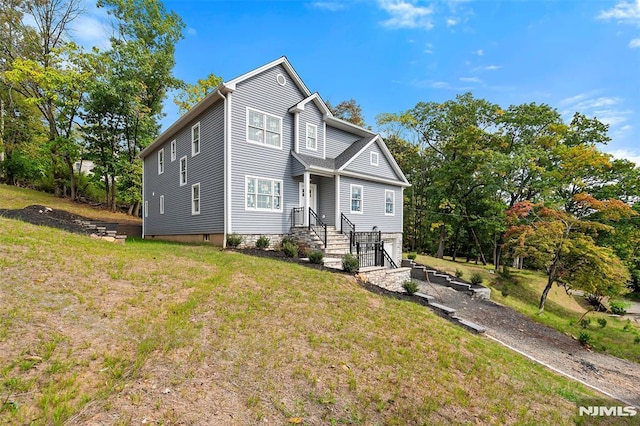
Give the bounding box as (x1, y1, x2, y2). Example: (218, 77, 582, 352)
(0, 186, 621, 425)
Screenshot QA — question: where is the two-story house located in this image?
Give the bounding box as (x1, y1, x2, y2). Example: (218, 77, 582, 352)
(139, 57, 409, 267)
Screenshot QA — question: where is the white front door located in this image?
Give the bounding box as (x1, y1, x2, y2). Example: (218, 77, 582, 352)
(299, 182, 318, 212)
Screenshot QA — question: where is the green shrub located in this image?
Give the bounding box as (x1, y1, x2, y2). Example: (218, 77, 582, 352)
(282, 241, 298, 258)
(402, 280, 419, 295)
(610, 300, 630, 315)
(309, 250, 324, 265)
(281, 235, 296, 248)
(597, 318, 607, 328)
(455, 269, 464, 278)
(226, 233, 243, 248)
(470, 272, 483, 286)
(407, 252, 417, 260)
(623, 319, 633, 332)
(256, 235, 270, 249)
(634, 335, 640, 345)
(500, 265, 512, 279)
(342, 254, 359, 273)
(580, 318, 591, 329)
(578, 331, 592, 347)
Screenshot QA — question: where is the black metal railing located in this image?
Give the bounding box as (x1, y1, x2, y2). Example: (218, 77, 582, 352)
(340, 213, 355, 236)
(292, 207, 304, 227)
(382, 248, 398, 269)
(351, 231, 382, 253)
(356, 241, 385, 268)
(309, 208, 327, 248)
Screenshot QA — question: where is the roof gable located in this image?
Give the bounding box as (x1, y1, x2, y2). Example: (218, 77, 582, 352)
(337, 135, 409, 185)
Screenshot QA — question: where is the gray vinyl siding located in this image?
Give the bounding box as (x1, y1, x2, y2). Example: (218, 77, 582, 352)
(291, 156, 305, 176)
(316, 176, 335, 226)
(344, 142, 402, 181)
(144, 100, 225, 235)
(298, 103, 324, 158)
(230, 65, 305, 234)
(325, 126, 359, 158)
(339, 176, 403, 233)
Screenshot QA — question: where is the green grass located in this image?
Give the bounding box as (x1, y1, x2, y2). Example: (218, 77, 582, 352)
(0, 186, 631, 424)
(412, 254, 640, 364)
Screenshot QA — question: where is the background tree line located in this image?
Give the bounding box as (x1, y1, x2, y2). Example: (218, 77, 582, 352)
(1, 1, 638, 310)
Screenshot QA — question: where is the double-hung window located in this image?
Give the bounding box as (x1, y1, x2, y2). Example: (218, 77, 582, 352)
(180, 156, 187, 186)
(247, 108, 282, 148)
(192, 123, 200, 156)
(350, 184, 363, 214)
(192, 183, 200, 215)
(170, 140, 176, 161)
(306, 123, 317, 151)
(158, 149, 164, 174)
(246, 176, 282, 211)
(385, 190, 395, 216)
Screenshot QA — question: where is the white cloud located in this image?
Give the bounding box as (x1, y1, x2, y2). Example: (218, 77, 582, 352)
(608, 149, 640, 167)
(312, 2, 345, 12)
(475, 49, 484, 56)
(460, 76, 482, 83)
(446, 17, 458, 27)
(485, 65, 502, 70)
(186, 27, 197, 36)
(424, 42, 434, 53)
(629, 37, 640, 47)
(378, 0, 434, 30)
(597, 0, 640, 24)
(560, 94, 632, 133)
(69, 2, 112, 51)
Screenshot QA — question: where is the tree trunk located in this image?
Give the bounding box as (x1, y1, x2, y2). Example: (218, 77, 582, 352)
(436, 225, 446, 258)
(494, 233, 504, 270)
(132, 201, 140, 218)
(539, 273, 555, 313)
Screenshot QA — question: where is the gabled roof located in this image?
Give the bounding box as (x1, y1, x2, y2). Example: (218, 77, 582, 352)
(289, 92, 332, 116)
(141, 57, 307, 159)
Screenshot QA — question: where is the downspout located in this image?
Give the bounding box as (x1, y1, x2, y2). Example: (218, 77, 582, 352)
(220, 90, 233, 248)
(141, 160, 145, 238)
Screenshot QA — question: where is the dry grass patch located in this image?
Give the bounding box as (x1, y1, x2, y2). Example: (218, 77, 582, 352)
(0, 209, 624, 424)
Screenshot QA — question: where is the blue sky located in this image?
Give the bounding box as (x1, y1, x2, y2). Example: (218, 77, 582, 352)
(75, 0, 640, 164)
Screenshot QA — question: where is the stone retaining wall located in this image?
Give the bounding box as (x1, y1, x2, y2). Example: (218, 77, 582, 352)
(358, 266, 412, 293)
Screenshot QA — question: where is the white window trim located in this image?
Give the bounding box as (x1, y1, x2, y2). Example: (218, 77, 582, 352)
(158, 148, 164, 174)
(246, 107, 283, 150)
(192, 122, 200, 157)
(306, 123, 317, 151)
(385, 190, 395, 216)
(160, 195, 165, 215)
(245, 175, 283, 213)
(179, 155, 187, 186)
(350, 184, 363, 214)
(192, 183, 201, 215)
(370, 151, 379, 167)
(170, 140, 176, 162)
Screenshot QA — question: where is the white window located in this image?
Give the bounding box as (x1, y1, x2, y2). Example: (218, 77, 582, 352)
(247, 108, 282, 148)
(350, 184, 363, 214)
(306, 123, 317, 151)
(192, 183, 200, 215)
(144, 200, 148, 217)
(385, 190, 395, 216)
(370, 151, 379, 166)
(245, 176, 282, 212)
(179, 156, 187, 186)
(170, 140, 176, 161)
(158, 149, 164, 174)
(192, 122, 200, 156)
(160, 195, 165, 214)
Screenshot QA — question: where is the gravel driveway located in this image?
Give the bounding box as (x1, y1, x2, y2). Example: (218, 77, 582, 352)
(416, 280, 640, 408)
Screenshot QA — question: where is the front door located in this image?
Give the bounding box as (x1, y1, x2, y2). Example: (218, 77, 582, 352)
(298, 182, 318, 213)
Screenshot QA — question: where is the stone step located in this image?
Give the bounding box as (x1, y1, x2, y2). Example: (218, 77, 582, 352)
(455, 317, 486, 334)
(414, 292, 435, 302)
(428, 302, 456, 316)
